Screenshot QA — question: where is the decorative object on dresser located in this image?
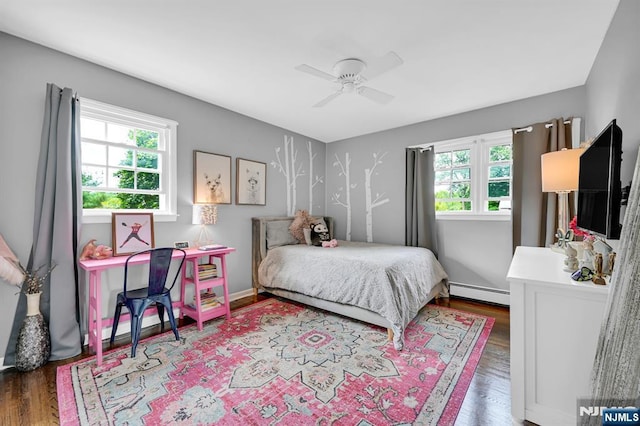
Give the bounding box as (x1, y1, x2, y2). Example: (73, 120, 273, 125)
(540, 147, 585, 250)
(236, 158, 266, 205)
(111, 212, 155, 256)
(192, 204, 218, 248)
(193, 150, 232, 204)
(57, 298, 493, 425)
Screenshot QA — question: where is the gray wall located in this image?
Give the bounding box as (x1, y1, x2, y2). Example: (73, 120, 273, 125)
(585, 0, 640, 187)
(325, 88, 587, 292)
(0, 32, 325, 359)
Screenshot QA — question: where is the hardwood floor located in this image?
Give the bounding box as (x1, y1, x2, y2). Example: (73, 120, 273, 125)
(0, 295, 511, 425)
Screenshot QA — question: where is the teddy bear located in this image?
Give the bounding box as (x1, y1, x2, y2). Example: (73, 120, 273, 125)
(309, 221, 331, 246)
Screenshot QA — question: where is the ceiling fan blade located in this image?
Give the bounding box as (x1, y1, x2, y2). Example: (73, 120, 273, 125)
(357, 86, 394, 105)
(313, 91, 342, 108)
(295, 64, 336, 81)
(363, 51, 403, 80)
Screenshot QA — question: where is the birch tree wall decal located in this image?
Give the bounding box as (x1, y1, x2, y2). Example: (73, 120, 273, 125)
(364, 151, 390, 242)
(271, 135, 305, 215)
(331, 152, 355, 240)
(307, 141, 323, 215)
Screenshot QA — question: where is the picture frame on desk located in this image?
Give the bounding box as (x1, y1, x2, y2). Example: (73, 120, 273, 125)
(111, 212, 155, 256)
(174, 241, 190, 249)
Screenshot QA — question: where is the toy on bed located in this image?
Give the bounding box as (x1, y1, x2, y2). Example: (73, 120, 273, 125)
(322, 239, 338, 248)
(309, 220, 331, 246)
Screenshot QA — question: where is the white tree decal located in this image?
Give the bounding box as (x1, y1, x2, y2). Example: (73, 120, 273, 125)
(271, 135, 304, 215)
(331, 152, 356, 241)
(364, 151, 389, 242)
(307, 141, 323, 214)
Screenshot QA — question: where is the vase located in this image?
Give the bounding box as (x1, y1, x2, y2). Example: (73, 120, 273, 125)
(15, 292, 51, 372)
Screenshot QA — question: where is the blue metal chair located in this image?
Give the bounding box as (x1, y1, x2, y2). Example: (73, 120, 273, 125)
(109, 247, 186, 357)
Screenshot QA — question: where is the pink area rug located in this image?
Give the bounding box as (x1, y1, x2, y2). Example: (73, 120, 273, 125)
(57, 298, 494, 425)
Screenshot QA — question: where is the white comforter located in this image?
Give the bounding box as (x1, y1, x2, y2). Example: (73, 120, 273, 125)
(258, 240, 449, 349)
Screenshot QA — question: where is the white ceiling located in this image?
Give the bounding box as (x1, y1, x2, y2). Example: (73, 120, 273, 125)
(0, 1, 620, 143)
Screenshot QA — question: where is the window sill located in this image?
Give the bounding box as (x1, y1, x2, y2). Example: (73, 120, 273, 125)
(436, 213, 511, 222)
(82, 212, 178, 224)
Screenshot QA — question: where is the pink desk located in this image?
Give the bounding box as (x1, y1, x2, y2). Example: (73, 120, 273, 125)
(78, 247, 235, 366)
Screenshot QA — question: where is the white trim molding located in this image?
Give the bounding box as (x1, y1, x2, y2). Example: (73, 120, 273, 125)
(449, 281, 510, 306)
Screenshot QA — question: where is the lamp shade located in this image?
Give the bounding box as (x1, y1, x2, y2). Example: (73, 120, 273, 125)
(192, 204, 218, 225)
(541, 148, 585, 192)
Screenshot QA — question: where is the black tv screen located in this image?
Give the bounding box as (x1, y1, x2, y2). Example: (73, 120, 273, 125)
(576, 119, 622, 239)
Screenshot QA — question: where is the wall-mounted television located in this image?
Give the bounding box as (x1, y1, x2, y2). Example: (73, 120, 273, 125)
(576, 119, 622, 239)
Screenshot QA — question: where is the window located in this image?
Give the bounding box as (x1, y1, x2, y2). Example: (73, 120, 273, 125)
(433, 130, 512, 219)
(80, 99, 178, 223)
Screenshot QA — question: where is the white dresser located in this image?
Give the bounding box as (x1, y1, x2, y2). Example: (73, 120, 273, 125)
(507, 246, 610, 425)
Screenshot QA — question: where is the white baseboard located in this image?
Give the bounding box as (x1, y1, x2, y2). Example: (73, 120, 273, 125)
(0, 357, 7, 371)
(89, 288, 258, 343)
(449, 281, 510, 306)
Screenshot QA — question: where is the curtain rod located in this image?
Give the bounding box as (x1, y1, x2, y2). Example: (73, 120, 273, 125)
(513, 119, 572, 134)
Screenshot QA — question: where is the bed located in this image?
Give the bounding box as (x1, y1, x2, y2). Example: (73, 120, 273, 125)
(251, 216, 449, 349)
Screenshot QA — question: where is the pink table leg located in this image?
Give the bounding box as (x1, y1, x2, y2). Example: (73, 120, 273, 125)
(219, 254, 231, 320)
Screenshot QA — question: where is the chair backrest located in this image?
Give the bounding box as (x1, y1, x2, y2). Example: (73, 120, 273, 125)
(124, 248, 187, 296)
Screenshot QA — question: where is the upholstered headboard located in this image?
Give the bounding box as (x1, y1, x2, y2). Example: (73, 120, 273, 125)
(251, 216, 334, 289)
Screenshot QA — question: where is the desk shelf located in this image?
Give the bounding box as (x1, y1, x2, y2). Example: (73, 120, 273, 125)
(180, 252, 232, 331)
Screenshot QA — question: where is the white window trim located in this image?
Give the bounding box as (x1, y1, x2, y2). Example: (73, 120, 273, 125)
(80, 98, 178, 224)
(427, 129, 513, 221)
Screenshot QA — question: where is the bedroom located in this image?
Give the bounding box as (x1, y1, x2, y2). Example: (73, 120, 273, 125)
(1, 0, 639, 424)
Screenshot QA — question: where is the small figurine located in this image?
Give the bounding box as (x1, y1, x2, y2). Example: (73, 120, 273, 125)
(592, 252, 606, 285)
(607, 252, 616, 276)
(563, 244, 579, 272)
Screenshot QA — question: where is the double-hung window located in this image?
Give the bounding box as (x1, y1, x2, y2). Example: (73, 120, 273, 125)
(80, 99, 178, 223)
(433, 130, 512, 219)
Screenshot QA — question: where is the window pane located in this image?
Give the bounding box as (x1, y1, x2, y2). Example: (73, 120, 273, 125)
(453, 149, 470, 166)
(82, 166, 105, 187)
(490, 145, 512, 161)
(435, 152, 452, 168)
(82, 191, 123, 209)
(107, 123, 135, 144)
(489, 165, 511, 178)
(435, 184, 450, 199)
(436, 200, 472, 211)
(81, 142, 106, 165)
(110, 169, 134, 189)
(134, 130, 159, 149)
(452, 167, 470, 180)
(118, 194, 159, 209)
(451, 182, 470, 199)
(435, 170, 450, 183)
(137, 172, 160, 190)
(488, 180, 510, 197)
(136, 152, 158, 170)
(109, 146, 134, 167)
(80, 118, 105, 140)
(487, 200, 500, 211)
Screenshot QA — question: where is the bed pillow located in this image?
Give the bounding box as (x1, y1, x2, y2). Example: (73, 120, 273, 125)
(266, 220, 298, 249)
(309, 218, 331, 246)
(289, 209, 313, 243)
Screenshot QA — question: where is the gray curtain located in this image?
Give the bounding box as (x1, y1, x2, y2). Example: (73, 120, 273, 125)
(4, 84, 82, 365)
(405, 147, 438, 257)
(511, 117, 571, 250)
(582, 151, 640, 425)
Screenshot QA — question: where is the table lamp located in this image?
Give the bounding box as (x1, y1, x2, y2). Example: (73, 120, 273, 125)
(541, 147, 585, 247)
(192, 204, 217, 247)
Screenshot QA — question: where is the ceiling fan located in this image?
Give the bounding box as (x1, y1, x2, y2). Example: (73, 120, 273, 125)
(295, 51, 403, 108)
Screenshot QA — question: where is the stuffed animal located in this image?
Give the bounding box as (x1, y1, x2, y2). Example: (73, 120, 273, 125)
(79, 239, 97, 260)
(322, 239, 338, 248)
(309, 221, 331, 246)
(92, 245, 113, 260)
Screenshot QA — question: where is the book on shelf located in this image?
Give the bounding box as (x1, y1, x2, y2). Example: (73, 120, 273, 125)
(187, 292, 222, 311)
(195, 263, 218, 280)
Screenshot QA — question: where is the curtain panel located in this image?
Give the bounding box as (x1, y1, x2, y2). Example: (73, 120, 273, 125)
(511, 118, 572, 250)
(4, 84, 82, 365)
(405, 147, 438, 257)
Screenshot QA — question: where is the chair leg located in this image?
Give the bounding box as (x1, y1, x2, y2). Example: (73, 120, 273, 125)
(163, 300, 180, 341)
(129, 300, 151, 357)
(110, 303, 123, 344)
(156, 304, 165, 332)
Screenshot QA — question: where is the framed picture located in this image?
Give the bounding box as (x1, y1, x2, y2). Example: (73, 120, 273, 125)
(236, 158, 267, 205)
(112, 212, 155, 256)
(174, 241, 190, 249)
(194, 151, 232, 204)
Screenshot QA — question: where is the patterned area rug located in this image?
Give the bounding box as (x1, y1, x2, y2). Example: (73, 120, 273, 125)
(57, 298, 494, 425)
